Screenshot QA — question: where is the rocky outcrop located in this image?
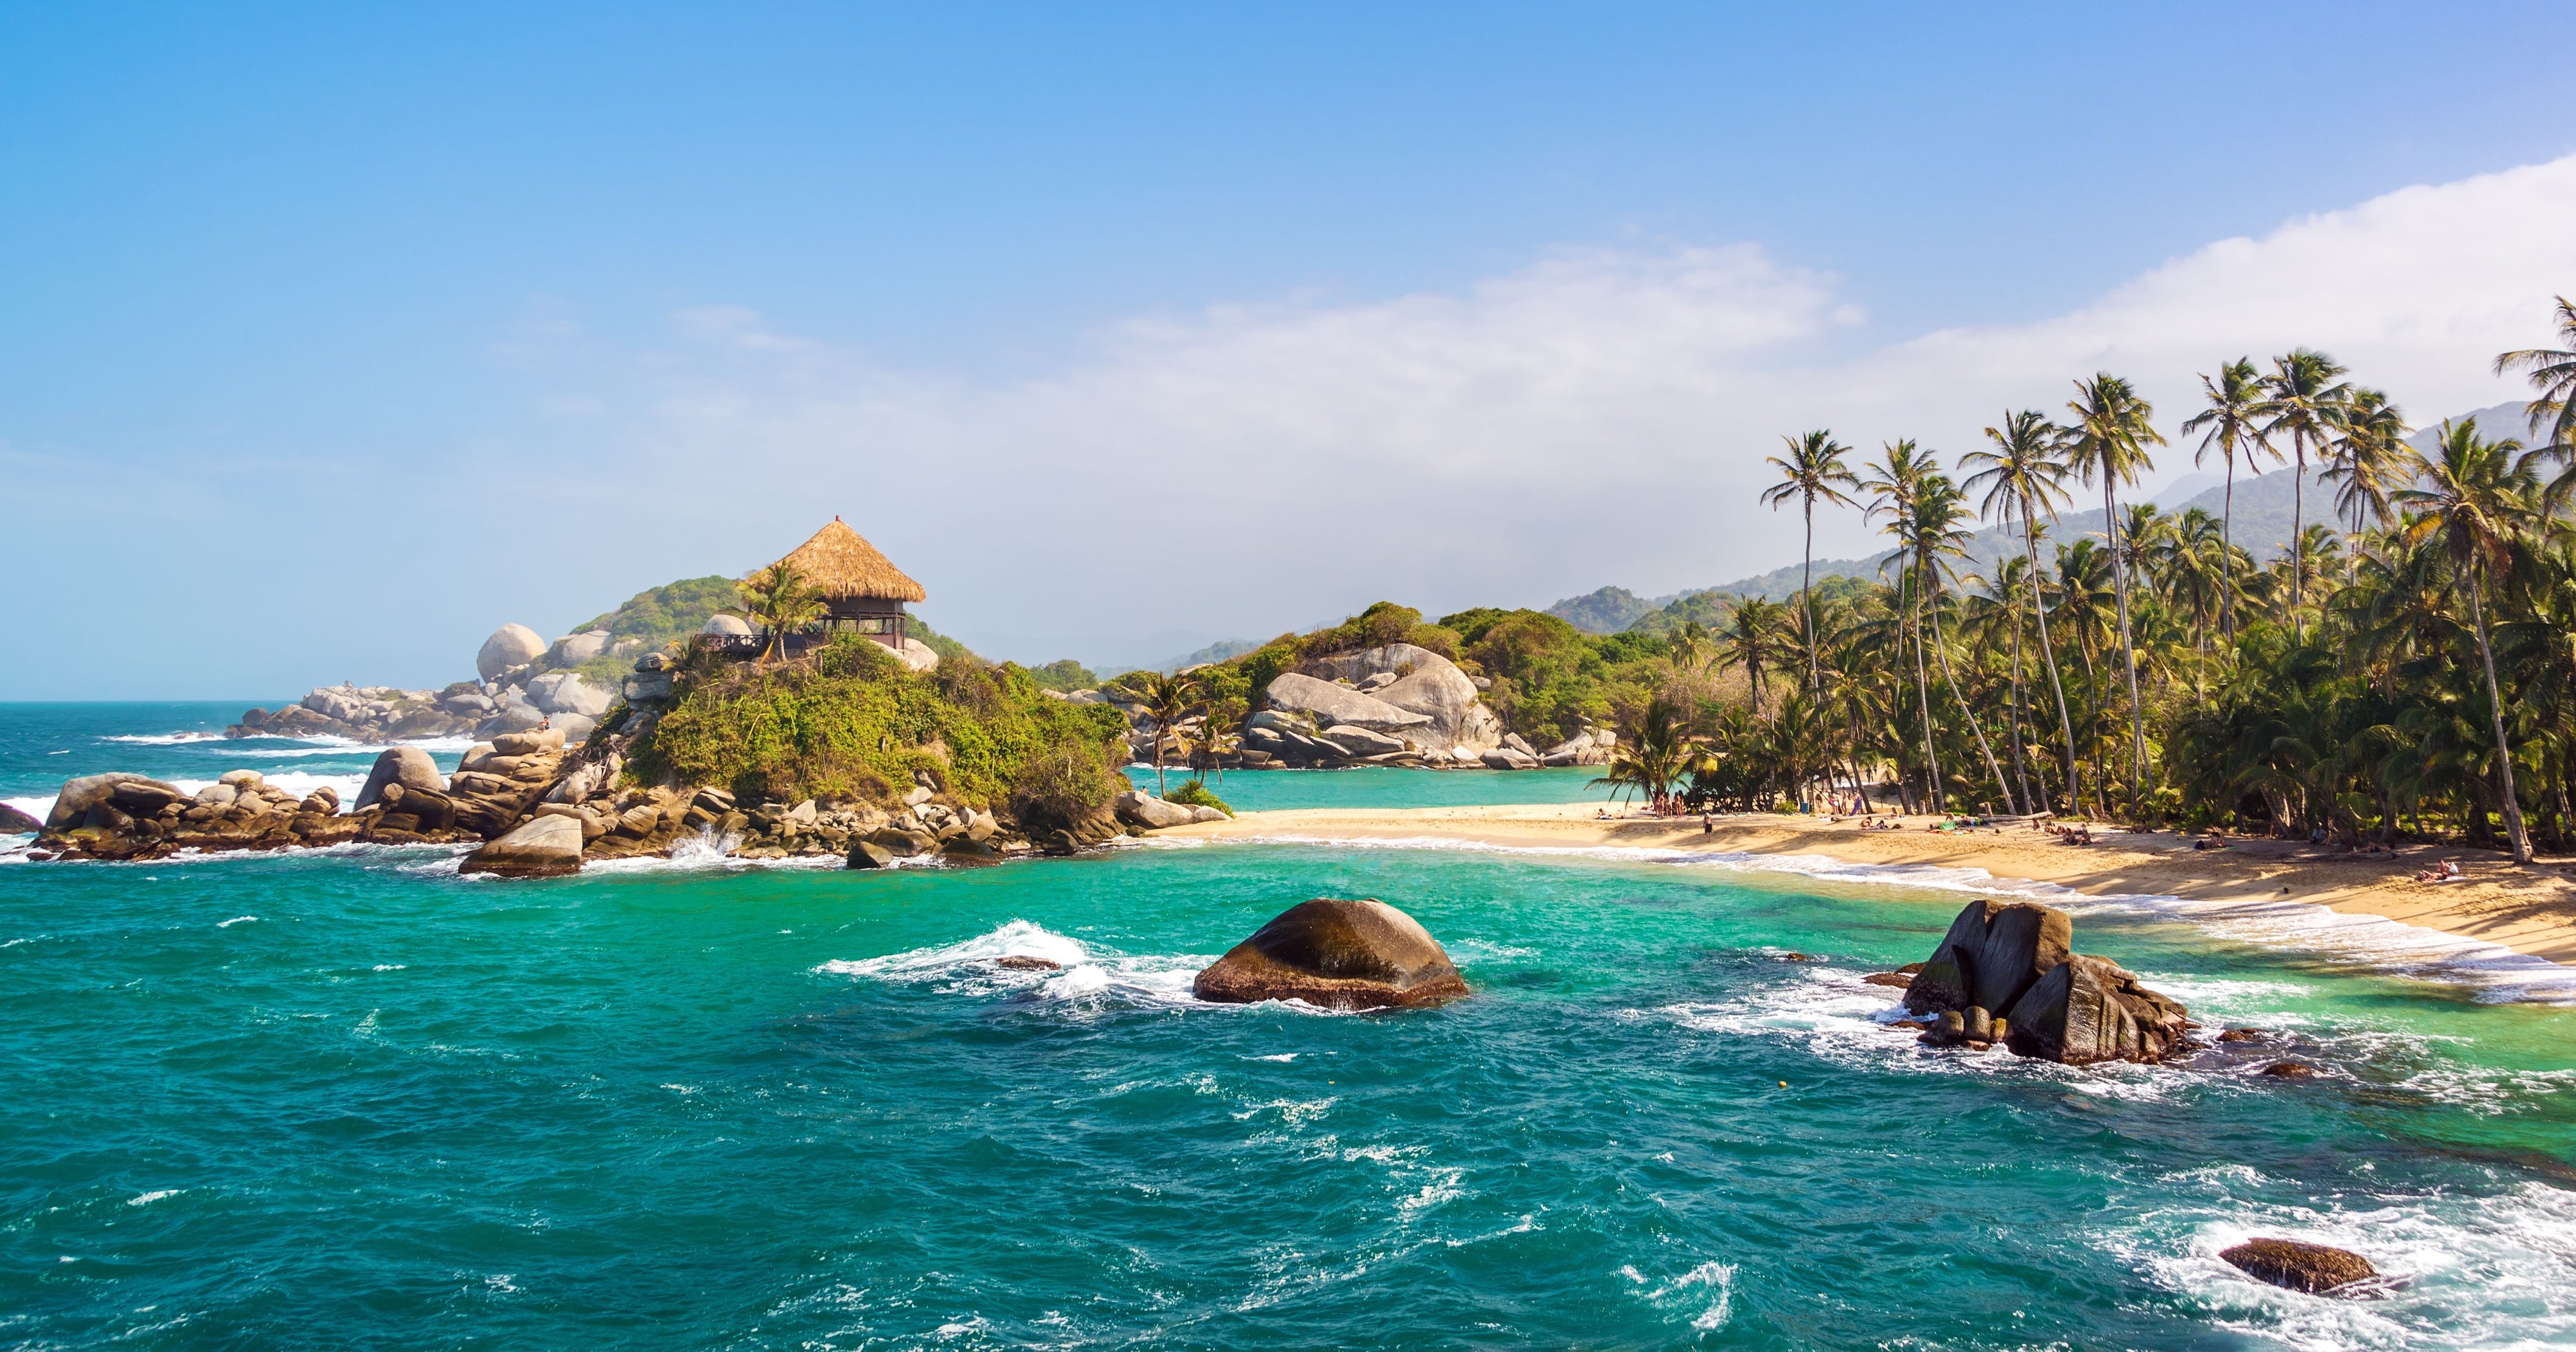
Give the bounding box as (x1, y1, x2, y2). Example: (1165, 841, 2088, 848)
(2003, 954, 2190, 1065)
(1542, 730, 1616, 767)
(0, 801, 40, 834)
(1301, 644, 1502, 754)
(1904, 900, 2072, 1018)
(232, 683, 485, 741)
(1193, 898, 1471, 1011)
(459, 814, 585, 878)
(2220, 1239, 2378, 1294)
(1263, 673, 1432, 736)
(1900, 899, 2186, 1065)
(27, 769, 366, 861)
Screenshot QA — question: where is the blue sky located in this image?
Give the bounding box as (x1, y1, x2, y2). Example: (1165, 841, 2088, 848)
(5, 3, 2575, 696)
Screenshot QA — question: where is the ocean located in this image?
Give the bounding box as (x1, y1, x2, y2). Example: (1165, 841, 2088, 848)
(4, 703, 2573, 1348)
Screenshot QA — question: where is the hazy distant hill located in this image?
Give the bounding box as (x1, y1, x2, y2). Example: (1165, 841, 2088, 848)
(1546, 401, 2530, 633)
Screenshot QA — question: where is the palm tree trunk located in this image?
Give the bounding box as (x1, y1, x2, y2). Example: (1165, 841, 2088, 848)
(2106, 479, 2150, 815)
(2023, 529, 2080, 816)
(1909, 572, 1944, 814)
(1802, 500, 1819, 697)
(2466, 563, 2533, 864)
(2220, 450, 2236, 642)
(1929, 595, 2017, 814)
(2005, 595, 2037, 812)
(2290, 435, 2307, 641)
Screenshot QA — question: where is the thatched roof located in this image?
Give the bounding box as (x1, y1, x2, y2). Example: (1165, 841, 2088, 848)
(769, 517, 927, 602)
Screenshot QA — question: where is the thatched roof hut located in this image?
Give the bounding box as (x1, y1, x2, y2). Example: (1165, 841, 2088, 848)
(772, 517, 927, 604)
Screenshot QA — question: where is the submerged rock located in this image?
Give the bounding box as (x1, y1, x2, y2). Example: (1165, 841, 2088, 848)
(1113, 790, 1197, 829)
(1193, 898, 1470, 1011)
(2220, 1238, 2378, 1294)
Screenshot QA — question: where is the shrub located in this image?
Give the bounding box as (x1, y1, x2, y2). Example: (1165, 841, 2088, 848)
(1030, 658, 1098, 690)
(1009, 735, 1123, 833)
(1164, 779, 1232, 815)
(628, 633, 1128, 811)
(1300, 602, 1422, 657)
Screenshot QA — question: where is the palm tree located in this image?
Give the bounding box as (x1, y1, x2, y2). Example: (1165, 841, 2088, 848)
(1762, 431, 1863, 696)
(2178, 358, 2277, 639)
(2323, 388, 2412, 548)
(1911, 473, 2020, 814)
(2061, 372, 2166, 812)
(2494, 295, 2576, 504)
(1198, 694, 1247, 785)
(1591, 696, 1700, 814)
(1667, 620, 1713, 677)
(738, 563, 825, 664)
(2258, 349, 2352, 637)
(1136, 670, 1206, 796)
(1965, 409, 2081, 813)
(2395, 418, 2535, 863)
(1716, 598, 1790, 712)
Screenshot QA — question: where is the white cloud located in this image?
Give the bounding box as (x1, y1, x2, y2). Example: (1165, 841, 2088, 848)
(561, 154, 2576, 666)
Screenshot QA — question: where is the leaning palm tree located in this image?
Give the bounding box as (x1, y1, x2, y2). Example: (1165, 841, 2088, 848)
(2394, 418, 2535, 864)
(2178, 358, 2278, 639)
(1864, 439, 1949, 812)
(1761, 431, 1863, 695)
(2061, 372, 2166, 812)
(1136, 670, 1206, 796)
(2257, 349, 2352, 636)
(738, 562, 825, 664)
(2495, 295, 2576, 506)
(2495, 294, 2576, 451)
(1965, 409, 2081, 813)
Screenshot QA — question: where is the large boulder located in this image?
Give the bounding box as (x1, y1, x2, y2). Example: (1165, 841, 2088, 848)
(2220, 1239, 2378, 1294)
(701, 613, 754, 637)
(1904, 900, 2074, 1017)
(1194, 898, 1470, 1011)
(0, 801, 41, 834)
(1114, 789, 1198, 829)
(355, 747, 447, 810)
(1296, 644, 1498, 752)
(477, 624, 547, 681)
(45, 773, 181, 831)
(526, 672, 612, 718)
(2004, 953, 2190, 1065)
(1263, 672, 1432, 737)
(459, 814, 585, 877)
(894, 638, 940, 673)
(1319, 725, 1408, 758)
(550, 630, 612, 666)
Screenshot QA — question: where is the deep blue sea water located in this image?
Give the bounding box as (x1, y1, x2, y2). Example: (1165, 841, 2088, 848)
(5, 704, 2575, 1348)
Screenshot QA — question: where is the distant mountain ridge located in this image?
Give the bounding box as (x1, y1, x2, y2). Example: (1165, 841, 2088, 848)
(1546, 401, 2533, 633)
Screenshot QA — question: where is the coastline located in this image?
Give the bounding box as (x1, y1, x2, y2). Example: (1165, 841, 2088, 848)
(1167, 803, 2576, 985)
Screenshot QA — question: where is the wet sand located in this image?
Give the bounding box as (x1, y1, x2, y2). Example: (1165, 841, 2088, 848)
(1166, 804, 2576, 967)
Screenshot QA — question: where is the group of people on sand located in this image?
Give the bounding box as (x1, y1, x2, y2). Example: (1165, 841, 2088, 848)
(2414, 858, 2464, 883)
(2046, 821, 2096, 846)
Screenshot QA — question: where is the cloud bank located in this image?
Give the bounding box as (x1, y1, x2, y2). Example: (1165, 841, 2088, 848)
(560, 154, 2576, 666)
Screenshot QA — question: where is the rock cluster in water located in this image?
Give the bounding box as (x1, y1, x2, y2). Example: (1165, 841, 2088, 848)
(1193, 898, 1470, 1011)
(229, 624, 652, 747)
(1898, 899, 2189, 1065)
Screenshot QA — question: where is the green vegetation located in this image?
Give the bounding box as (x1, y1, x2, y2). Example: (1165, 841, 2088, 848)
(1164, 779, 1232, 814)
(1575, 302, 2576, 857)
(1029, 658, 1099, 690)
(628, 633, 1130, 825)
(578, 575, 743, 645)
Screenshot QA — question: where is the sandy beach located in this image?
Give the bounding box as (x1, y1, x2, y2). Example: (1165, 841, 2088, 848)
(1168, 804, 2576, 969)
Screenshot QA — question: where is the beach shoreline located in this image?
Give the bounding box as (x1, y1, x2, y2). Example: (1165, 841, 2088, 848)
(1168, 803, 2576, 973)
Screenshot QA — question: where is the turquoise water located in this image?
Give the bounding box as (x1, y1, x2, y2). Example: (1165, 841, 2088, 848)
(7, 705, 2576, 1347)
(1123, 762, 1617, 812)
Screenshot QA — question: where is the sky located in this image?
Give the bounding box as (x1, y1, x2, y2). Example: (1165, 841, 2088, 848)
(4, 2, 2575, 697)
